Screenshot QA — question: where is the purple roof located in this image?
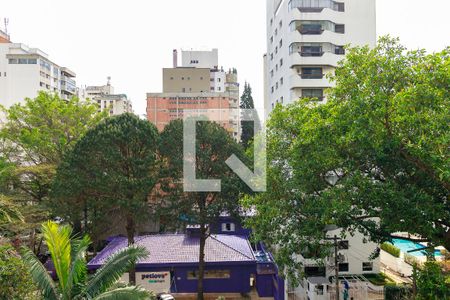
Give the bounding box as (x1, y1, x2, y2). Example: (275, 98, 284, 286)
(88, 234, 255, 267)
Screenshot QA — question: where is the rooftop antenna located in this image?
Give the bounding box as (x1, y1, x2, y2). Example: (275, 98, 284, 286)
(4, 18, 9, 35)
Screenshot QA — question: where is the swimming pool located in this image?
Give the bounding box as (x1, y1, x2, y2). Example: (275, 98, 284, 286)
(391, 238, 442, 257)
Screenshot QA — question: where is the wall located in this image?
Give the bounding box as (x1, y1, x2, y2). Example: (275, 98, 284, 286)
(181, 49, 219, 69)
(130, 263, 255, 294)
(163, 68, 211, 93)
(146, 93, 232, 132)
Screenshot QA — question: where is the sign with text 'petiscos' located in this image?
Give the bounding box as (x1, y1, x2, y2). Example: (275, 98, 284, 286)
(121, 272, 171, 293)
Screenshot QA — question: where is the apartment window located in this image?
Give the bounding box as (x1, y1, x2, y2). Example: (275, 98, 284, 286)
(182, 88, 186, 92)
(279, 39, 283, 48)
(335, 24, 345, 34)
(275, 28, 278, 36)
(28, 59, 37, 64)
(302, 89, 323, 100)
(187, 77, 191, 80)
(304, 267, 326, 277)
(362, 262, 373, 272)
(217, 78, 221, 82)
(276, 64, 278, 71)
(276, 82, 279, 89)
(280, 77, 284, 85)
(280, 58, 283, 66)
(270, 18, 273, 26)
(271, 86, 274, 93)
(270, 53, 274, 61)
(279, 20, 283, 28)
(301, 67, 323, 79)
(188, 270, 231, 280)
(200, 77, 204, 80)
(270, 36, 274, 44)
(8, 58, 18, 64)
(300, 23, 323, 34)
(280, 96, 284, 103)
(338, 241, 349, 250)
(18, 58, 28, 64)
(335, 46, 345, 55)
(275, 46, 278, 54)
(218, 87, 221, 91)
(181, 77, 185, 80)
(270, 70, 274, 78)
(301, 45, 323, 57)
(339, 263, 349, 272)
(222, 223, 235, 232)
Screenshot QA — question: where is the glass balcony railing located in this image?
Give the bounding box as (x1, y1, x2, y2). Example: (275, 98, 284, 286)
(289, 0, 345, 12)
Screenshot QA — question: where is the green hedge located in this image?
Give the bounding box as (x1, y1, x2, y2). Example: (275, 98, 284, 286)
(384, 284, 413, 300)
(381, 242, 401, 258)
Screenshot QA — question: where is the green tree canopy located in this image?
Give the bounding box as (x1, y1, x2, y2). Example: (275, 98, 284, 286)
(159, 119, 249, 300)
(0, 92, 104, 247)
(244, 37, 450, 280)
(239, 82, 261, 149)
(51, 113, 160, 284)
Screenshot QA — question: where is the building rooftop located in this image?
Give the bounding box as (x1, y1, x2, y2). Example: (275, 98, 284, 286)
(88, 234, 255, 268)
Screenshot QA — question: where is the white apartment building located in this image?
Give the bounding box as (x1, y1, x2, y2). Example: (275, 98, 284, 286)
(264, 0, 376, 119)
(0, 30, 76, 108)
(287, 229, 382, 300)
(78, 79, 133, 116)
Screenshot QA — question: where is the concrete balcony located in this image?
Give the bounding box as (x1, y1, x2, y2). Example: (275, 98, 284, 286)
(289, 7, 346, 24)
(290, 30, 350, 48)
(290, 51, 343, 68)
(290, 74, 333, 89)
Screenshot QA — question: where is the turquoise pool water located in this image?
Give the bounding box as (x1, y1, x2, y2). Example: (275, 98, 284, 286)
(391, 238, 442, 257)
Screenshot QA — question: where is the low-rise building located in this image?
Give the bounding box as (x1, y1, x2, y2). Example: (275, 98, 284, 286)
(287, 228, 382, 300)
(79, 78, 133, 116)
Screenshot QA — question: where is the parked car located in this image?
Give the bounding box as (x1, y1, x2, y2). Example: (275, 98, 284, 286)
(157, 293, 175, 300)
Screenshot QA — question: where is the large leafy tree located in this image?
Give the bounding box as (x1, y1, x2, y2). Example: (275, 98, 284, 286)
(159, 119, 249, 300)
(21, 221, 151, 300)
(244, 37, 450, 279)
(239, 82, 261, 149)
(0, 92, 104, 246)
(51, 113, 160, 284)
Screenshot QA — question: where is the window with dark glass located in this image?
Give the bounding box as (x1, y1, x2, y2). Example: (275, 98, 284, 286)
(301, 67, 323, 79)
(304, 266, 326, 277)
(301, 46, 323, 56)
(335, 46, 345, 55)
(300, 23, 323, 34)
(338, 240, 349, 250)
(362, 262, 373, 271)
(339, 263, 349, 272)
(335, 24, 345, 33)
(302, 89, 323, 100)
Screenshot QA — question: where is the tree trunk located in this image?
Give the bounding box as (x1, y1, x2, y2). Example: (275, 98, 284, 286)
(197, 223, 207, 300)
(126, 214, 136, 285)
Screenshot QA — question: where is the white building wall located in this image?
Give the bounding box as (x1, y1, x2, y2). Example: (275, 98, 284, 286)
(265, 0, 376, 117)
(181, 48, 219, 69)
(0, 43, 76, 108)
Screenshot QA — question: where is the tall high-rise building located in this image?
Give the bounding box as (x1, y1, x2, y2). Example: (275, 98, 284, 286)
(264, 0, 376, 119)
(0, 30, 77, 108)
(147, 49, 240, 139)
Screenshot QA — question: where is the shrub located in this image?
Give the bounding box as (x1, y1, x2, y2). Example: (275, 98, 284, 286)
(384, 284, 413, 300)
(0, 244, 39, 300)
(381, 242, 401, 258)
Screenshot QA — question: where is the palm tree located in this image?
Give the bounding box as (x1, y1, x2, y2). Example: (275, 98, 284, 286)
(21, 221, 151, 300)
(0, 195, 23, 223)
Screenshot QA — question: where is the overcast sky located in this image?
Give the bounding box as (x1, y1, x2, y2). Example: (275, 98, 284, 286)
(2, 0, 449, 117)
